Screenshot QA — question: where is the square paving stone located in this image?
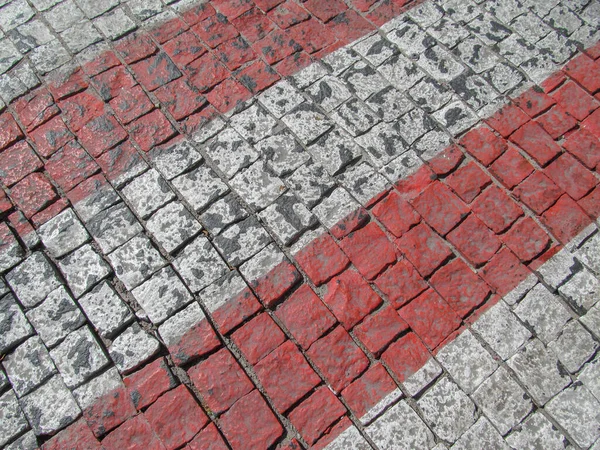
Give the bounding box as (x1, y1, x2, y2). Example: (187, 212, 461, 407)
(20, 375, 81, 435)
(25, 286, 85, 348)
(4, 430, 37, 450)
(0, 390, 29, 447)
(38, 208, 90, 258)
(158, 301, 205, 347)
(505, 411, 567, 450)
(88, 203, 143, 253)
(230, 160, 285, 211)
(417, 377, 476, 443)
(342, 61, 389, 100)
(409, 77, 454, 113)
(353, 34, 399, 67)
(259, 192, 317, 246)
(256, 129, 310, 177)
(507, 338, 571, 405)
(455, 36, 500, 74)
(471, 366, 533, 435)
(378, 53, 426, 92)
(199, 271, 250, 316)
(309, 128, 362, 176)
(386, 19, 435, 56)
(355, 121, 409, 169)
(108, 234, 165, 290)
(205, 127, 259, 179)
(70, 178, 120, 223)
(471, 300, 531, 360)
(173, 236, 228, 293)
(291, 61, 328, 89)
(582, 303, 600, 339)
(150, 139, 202, 181)
(199, 193, 248, 236)
(305, 75, 353, 112)
(338, 162, 389, 206)
(230, 103, 277, 144)
(282, 102, 334, 145)
(323, 47, 362, 75)
(428, 17, 470, 49)
(79, 281, 133, 338)
(121, 169, 175, 219)
(433, 100, 479, 135)
(50, 326, 109, 388)
(365, 400, 435, 449)
(435, 330, 498, 394)
(59, 244, 111, 297)
(578, 232, 600, 276)
(258, 79, 304, 118)
(109, 323, 161, 374)
(3, 336, 56, 397)
(415, 45, 465, 83)
(578, 355, 600, 401)
(450, 73, 500, 111)
(402, 357, 443, 397)
(213, 216, 271, 267)
(131, 266, 193, 325)
(145, 201, 201, 253)
(513, 284, 572, 344)
(331, 98, 381, 137)
(559, 268, 600, 314)
(73, 366, 123, 410)
(6, 252, 61, 308)
(287, 161, 336, 209)
(451, 416, 510, 450)
(366, 86, 413, 123)
(312, 188, 360, 230)
(547, 320, 598, 374)
(172, 165, 229, 212)
(546, 383, 600, 449)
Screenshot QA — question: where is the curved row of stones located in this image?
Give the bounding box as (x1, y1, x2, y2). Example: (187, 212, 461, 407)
(0, 0, 600, 447)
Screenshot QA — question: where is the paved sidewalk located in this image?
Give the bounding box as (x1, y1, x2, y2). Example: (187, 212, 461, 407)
(1, 0, 600, 448)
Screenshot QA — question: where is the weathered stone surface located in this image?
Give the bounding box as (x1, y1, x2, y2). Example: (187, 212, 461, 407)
(173, 236, 228, 293)
(25, 286, 85, 348)
(59, 244, 111, 297)
(73, 366, 123, 410)
(109, 323, 161, 374)
(505, 412, 567, 450)
(88, 203, 142, 253)
(3, 336, 56, 397)
(172, 165, 229, 212)
(0, 294, 33, 354)
(0, 390, 29, 447)
(145, 201, 201, 253)
(213, 216, 271, 267)
(38, 209, 89, 258)
(121, 169, 175, 219)
(79, 281, 132, 338)
(108, 234, 165, 290)
(6, 252, 61, 308)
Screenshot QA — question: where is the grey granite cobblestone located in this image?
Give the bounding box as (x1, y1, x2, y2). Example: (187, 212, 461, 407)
(3, 336, 56, 397)
(173, 236, 228, 292)
(109, 323, 160, 373)
(79, 281, 132, 338)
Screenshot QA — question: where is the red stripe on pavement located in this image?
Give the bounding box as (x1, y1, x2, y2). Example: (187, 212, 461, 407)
(38, 46, 600, 449)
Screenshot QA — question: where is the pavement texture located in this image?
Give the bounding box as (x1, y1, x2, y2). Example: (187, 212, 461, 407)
(0, 0, 600, 448)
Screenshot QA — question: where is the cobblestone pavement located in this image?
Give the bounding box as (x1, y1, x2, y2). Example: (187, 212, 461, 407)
(1, 0, 600, 447)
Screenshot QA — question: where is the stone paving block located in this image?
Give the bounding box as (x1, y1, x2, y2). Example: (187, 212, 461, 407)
(537, 248, 577, 289)
(68, 177, 120, 223)
(121, 169, 175, 219)
(415, 45, 465, 83)
(397, 108, 435, 145)
(74, 0, 118, 18)
(306, 75, 353, 113)
(513, 284, 572, 344)
(353, 34, 398, 67)
(213, 215, 271, 267)
(507, 338, 571, 405)
(548, 320, 598, 374)
(21, 375, 81, 435)
(25, 286, 85, 348)
(88, 203, 143, 253)
(402, 357, 442, 397)
(6, 252, 61, 308)
(451, 416, 510, 450)
(256, 129, 310, 177)
(230, 103, 277, 144)
(309, 128, 362, 176)
(3, 336, 56, 398)
(132, 266, 193, 325)
(366, 85, 413, 122)
(471, 300, 532, 360)
(9, 20, 54, 54)
(0, 390, 29, 447)
(579, 354, 600, 402)
(61, 20, 102, 53)
(433, 100, 479, 135)
(455, 36, 500, 74)
(29, 39, 71, 74)
(365, 400, 435, 449)
(0, 0, 35, 31)
(258, 192, 316, 245)
(0, 227, 24, 273)
(378, 53, 426, 92)
(109, 323, 161, 374)
(282, 102, 334, 145)
(546, 383, 600, 449)
(292, 61, 329, 89)
(59, 244, 111, 298)
(79, 281, 132, 338)
(323, 425, 370, 450)
(331, 98, 381, 137)
(108, 234, 165, 290)
(322, 47, 362, 75)
(428, 16, 470, 48)
(312, 187, 361, 231)
(173, 236, 228, 292)
(73, 366, 123, 410)
(338, 162, 389, 206)
(172, 165, 229, 213)
(44, 0, 85, 33)
(258, 79, 304, 118)
(355, 121, 408, 169)
(577, 232, 600, 276)
(146, 201, 201, 253)
(451, 73, 500, 111)
(435, 330, 497, 394)
(471, 366, 533, 435)
(4, 430, 37, 450)
(205, 127, 259, 179)
(409, 77, 453, 113)
(230, 160, 285, 211)
(386, 19, 434, 56)
(417, 377, 476, 443)
(38, 208, 90, 258)
(505, 411, 567, 450)
(50, 326, 109, 388)
(158, 301, 205, 347)
(582, 302, 600, 339)
(94, 8, 136, 40)
(149, 139, 202, 181)
(199, 193, 248, 235)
